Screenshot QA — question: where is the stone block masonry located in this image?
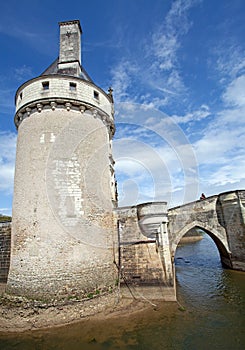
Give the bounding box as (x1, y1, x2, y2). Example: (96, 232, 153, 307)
(0, 222, 11, 282)
(115, 206, 175, 301)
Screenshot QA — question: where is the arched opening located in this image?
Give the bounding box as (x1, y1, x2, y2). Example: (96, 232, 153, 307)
(174, 226, 232, 309)
(174, 223, 232, 269)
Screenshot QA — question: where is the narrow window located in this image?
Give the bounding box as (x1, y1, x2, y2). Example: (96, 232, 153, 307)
(94, 90, 99, 100)
(42, 81, 49, 90)
(70, 82, 77, 91)
(19, 92, 23, 100)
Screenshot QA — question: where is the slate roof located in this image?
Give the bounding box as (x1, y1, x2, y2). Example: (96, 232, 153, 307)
(40, 58, 93, 82)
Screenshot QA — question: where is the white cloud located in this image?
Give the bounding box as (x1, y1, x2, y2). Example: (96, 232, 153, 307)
(146, 0, 200, 95)
(151, 0, 198, 71)
(207, 161, 245, 186)
(191, 74, 245, 192)
(214, 45, 245, 82)
(151, 32, 178, 72)
(111, 59, 138, 101)
(223, 74, 245, 107)
(0, 131, 17, 195)
(113, 103, 200, 207)
(171, 104, 210, 124)
(111, 0, 200, 106)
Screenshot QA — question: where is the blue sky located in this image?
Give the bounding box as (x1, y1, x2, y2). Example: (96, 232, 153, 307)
(0, 0, 244, 215)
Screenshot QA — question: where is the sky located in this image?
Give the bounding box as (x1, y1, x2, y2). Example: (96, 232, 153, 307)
(0, 0, 244, 215)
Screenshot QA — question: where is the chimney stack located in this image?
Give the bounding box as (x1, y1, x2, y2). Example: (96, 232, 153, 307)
(58, 20, 82, 77)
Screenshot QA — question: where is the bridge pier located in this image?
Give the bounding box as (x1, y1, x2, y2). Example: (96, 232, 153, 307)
(115, 203, 176, 301)
(158, 222, 173, 285)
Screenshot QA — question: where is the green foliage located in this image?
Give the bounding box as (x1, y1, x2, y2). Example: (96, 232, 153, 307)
(0, 215, 12, 222)
(87, 293, 94, 299)
(178, 305, 186, 312)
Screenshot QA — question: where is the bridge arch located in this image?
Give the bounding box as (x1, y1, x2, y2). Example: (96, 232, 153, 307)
(172, 221, 232, 268)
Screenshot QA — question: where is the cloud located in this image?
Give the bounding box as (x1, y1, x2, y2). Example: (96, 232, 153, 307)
(0, 131, 17, 195)
(111, 0, 244, 204)
(146, 0, 200, 95)
(110, 0, 200, 107)
(14, 65, 33, 82)
(111, 59, 138, 101)
(151, 0, 198, 71)
(151, 31, 178, 72)
(191, 74, 245, 191)
(171, 104, 211, 124)
(214, 45, 245, 83)
(223, 74, 245, 107)
(113, 102, 200, 207)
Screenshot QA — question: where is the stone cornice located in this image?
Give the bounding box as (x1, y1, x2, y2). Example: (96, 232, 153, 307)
(14, 98, 115, 139)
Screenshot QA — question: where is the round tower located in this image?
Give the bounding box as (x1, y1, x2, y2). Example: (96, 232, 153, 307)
(7, 20, 118, 300)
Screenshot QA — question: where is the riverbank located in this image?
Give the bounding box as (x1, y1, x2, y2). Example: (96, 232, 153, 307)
(0, 287, 166, 333)
(179, 235, 203, 243)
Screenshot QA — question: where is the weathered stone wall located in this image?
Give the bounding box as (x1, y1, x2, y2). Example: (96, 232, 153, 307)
(59, 20, 81, 65)
(168, 196, 230, 257)
(0, 222, 11, 282)
(115, 207, 175, 300)
(7, 108, 117, 300)
(217, 190, 245, 270)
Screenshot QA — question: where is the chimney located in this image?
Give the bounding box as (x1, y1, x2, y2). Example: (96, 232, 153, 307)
(58, 20, 82, 77)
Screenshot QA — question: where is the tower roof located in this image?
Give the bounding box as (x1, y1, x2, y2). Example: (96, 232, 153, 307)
(41, 58, 93, 82)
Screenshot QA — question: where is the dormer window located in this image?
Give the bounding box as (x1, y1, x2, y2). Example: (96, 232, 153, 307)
(42, 81, 49, 90)
(94, 90, 99, 100)
(70, 82, 77, 91)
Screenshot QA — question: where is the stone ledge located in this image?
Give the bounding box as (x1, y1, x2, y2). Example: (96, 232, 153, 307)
(14, 98, 115, 138)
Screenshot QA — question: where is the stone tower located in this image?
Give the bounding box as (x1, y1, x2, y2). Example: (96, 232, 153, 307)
(7, 20, 118, 300)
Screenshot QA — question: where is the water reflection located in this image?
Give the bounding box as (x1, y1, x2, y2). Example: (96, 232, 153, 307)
(1, 234, 244, 349)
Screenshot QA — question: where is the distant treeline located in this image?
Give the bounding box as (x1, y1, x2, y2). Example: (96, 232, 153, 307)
(0, 215, 12, 222)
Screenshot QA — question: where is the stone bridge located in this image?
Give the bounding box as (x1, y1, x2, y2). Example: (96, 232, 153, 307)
(1, 191, 244, 302)
(116, 190, 245, 301)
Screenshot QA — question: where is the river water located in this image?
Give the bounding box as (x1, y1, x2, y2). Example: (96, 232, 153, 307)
(1, 234, 244, 349)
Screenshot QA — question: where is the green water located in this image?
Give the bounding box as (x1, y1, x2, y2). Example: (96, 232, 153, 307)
(1, 234, 245, 349)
